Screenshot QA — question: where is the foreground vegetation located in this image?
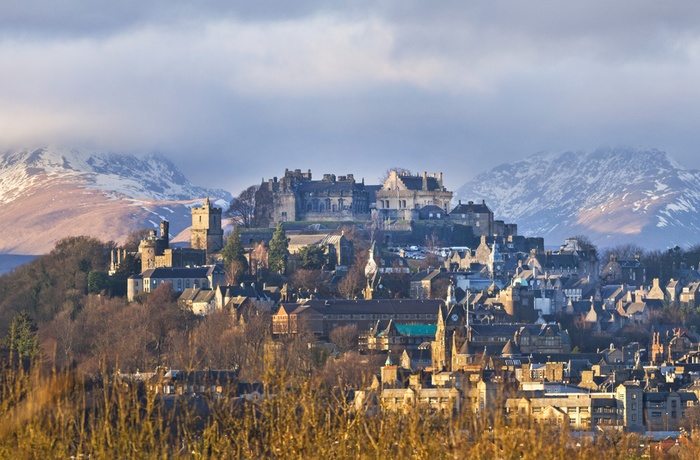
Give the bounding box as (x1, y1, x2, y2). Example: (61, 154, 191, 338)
(2, 363, 694, 459)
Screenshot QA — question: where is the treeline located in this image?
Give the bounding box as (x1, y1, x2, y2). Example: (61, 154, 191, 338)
(605, 242, 700, 286)
(0, 236, 384, 384)
(0, 236, 109, 327)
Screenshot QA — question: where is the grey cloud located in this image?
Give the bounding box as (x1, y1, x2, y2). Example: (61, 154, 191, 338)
(3, 1, 700, 195)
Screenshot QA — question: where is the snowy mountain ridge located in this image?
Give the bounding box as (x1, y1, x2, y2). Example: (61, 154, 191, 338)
(0, 147, 231, 254)
(455, 148, 700, 249)
(0, 146, 229, 204)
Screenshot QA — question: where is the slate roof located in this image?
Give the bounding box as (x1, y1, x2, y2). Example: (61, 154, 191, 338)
(296, 180, 362, 194)
(142, 266, 221, 278)
(284, 299, 444, 316)
(501, 339, 520, 357)
(449, 201, 491, 214)
(410, 270, 444, 283)
(179, 288, 215, 304)
(396, 175, 442, 191)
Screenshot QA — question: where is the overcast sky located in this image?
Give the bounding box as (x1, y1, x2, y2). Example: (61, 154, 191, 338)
(2, 1, 700, 193)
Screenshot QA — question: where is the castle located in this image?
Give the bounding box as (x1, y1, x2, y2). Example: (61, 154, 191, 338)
(122, 197, 223, 273)
(138, 220, 207, 272)
(254, 169, 374, 226)
(374, 170, 452, 221)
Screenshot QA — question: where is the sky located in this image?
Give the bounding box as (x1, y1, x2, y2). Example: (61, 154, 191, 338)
(2, 1, 700, 194)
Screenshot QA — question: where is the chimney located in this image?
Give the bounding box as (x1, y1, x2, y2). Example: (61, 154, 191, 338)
(438, 172, 443, 188)
(422, 171, 428, 190)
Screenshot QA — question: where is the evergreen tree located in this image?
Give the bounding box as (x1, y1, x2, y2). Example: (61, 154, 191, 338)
(3, 311, 39, 359)
(268, 223, 289, 274)
(221, 226, 248, 274)
(298, 245, 326, 270)
(87, 271, 111, 294)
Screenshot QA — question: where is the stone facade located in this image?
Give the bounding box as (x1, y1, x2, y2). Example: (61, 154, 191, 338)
(449, 200, 494, 237)
(139, 220, 206, 272)
(139, 221, 170, 272)
(191, 197, 224, 254)
(374, 171, 452, 221)
(255, 169, 372, 226)
(127, 266, 226, 301)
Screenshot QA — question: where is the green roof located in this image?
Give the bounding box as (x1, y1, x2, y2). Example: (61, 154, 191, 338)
(395, 324, 437, 337)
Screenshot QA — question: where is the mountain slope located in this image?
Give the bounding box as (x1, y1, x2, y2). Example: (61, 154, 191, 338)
(454, 148, 700, 249)
(0, 147, 231, 254)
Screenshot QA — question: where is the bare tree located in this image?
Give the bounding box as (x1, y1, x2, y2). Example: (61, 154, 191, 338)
(225, 260, 246, 285)
(329, 325, 359, 353)
(337, 266, 363, 300)
(226, 185, 258, 228)
(602, 243, 645, 262)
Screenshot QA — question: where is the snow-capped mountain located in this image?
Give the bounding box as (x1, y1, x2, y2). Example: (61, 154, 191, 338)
(0, 147, 232, 254)
(454, 148, 700, 249)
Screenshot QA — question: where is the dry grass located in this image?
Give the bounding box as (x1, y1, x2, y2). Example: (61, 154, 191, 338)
(0, 365, 698, 459)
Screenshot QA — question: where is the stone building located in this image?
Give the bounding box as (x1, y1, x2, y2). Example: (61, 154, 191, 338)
(127, 266, 226, 301)
(272, 298, 442, 336)
(448, 200, 494, 237)
(601, 254, 646, 285)
(191, 197, 224, 254)
(139, 221, 170, 272)
(374, 171, 452, 221)
(254, 169, 372, 226)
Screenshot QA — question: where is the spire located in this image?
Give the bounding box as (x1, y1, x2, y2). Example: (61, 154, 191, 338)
(205, 196, 211, 207)
(446, 280, 456, 306)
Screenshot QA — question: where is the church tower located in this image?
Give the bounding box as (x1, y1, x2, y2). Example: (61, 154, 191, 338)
(191, 197, 224, 254)
(432, 306, 448, 370)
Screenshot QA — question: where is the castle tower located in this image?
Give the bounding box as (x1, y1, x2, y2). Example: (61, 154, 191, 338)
(139, 230, 158, 272)
(160, 221, 170, 247)
(191, 197, 224, 254)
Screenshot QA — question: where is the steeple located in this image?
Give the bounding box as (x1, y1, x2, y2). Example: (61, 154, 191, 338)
(445, 280, 456, 307)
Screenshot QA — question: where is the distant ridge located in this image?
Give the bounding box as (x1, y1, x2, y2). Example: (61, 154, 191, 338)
(455, 148, 700, 249)
(0, 147, 231, 254)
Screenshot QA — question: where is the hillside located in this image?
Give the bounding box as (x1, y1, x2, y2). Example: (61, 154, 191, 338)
(0, 147, 231, 254)
(455, 148, 700, 249)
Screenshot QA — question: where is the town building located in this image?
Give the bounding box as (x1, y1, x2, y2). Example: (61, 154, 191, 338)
(272, 298, 443, 336)
(127, 266, 226, 301)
